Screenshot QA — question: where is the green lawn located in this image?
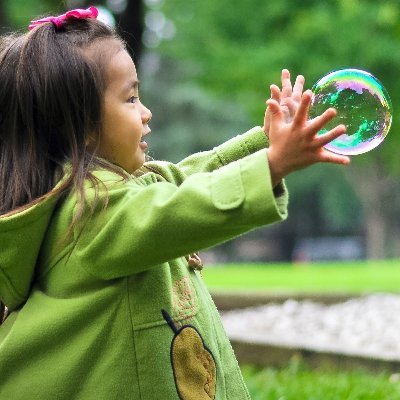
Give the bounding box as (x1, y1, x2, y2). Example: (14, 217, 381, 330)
(241, 358, 400, 400)
(202, 260, 400, 293)
(204, 261, 400, 398)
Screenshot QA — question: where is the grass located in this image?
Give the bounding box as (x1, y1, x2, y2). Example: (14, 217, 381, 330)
(202, 260, 400, 293)
(241, 358, 400, 400)
(203, 261, 400, 398)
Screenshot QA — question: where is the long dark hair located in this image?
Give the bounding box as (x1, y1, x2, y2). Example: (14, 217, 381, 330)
(0, 18, 127, 217)
(0, 18, 129, 323)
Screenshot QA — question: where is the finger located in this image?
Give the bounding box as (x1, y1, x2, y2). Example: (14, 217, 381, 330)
(266, 98, 284, 128)
(281, 105, 291, 123)
(292, 90, 313, 126)
(281, 69, 292, 99)
(307, 107, 338, 134)
(281, 97, 297, 117)
(270, 84, 281, 103)
(263, 105, 271, 134)
(292, 75, 305, 102)
(318, 149, 351, 165)
(314, 124, 346, 147)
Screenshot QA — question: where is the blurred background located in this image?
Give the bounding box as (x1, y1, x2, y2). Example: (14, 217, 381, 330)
(3, 2, 400, 398)
(3, 0, 398, 263)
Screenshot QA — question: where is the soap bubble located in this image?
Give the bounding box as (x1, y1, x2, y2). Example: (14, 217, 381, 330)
(309, 68, 392, 155)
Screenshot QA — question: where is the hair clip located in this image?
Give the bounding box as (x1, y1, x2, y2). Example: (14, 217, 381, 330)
(29, 6, 99, 31)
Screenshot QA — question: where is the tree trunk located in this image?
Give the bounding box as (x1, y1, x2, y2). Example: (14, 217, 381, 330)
(74, 0, 144, 63)
(345, 160, 398, 260)
(117, 0, 144, 63)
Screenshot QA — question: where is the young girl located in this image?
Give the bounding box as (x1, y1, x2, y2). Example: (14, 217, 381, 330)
(0, 7, 349, 399)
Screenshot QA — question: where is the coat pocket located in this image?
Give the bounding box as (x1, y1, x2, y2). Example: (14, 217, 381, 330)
(211, 162, 245, 211)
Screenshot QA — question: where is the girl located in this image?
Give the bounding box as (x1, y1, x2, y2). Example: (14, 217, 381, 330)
(0, 7, 349, 399)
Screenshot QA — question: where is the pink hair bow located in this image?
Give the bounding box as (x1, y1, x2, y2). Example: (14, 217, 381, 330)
(29, 6, 99, 31)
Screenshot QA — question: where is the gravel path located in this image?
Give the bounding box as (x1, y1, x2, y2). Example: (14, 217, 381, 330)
(221, 293, 400, 361)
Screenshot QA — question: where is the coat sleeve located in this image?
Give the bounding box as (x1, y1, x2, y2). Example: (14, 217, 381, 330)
(74, 149, 288, 280)
(143, 126, 269, 182)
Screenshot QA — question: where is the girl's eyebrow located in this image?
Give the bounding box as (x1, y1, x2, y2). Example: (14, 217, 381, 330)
(122, 79, 140, 94)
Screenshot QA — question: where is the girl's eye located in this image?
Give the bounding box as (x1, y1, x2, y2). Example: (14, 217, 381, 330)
(128, 96, 138, 104)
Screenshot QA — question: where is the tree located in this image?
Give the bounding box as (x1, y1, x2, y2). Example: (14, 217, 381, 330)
(117, 0, 144, 62)
(76, 0, 144, 61)
(154, 0, 400, 259)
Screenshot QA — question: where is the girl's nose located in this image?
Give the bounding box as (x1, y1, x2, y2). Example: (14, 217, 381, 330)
(141, 103, 152, 124)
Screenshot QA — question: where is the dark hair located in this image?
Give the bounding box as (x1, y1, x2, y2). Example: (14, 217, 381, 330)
(0, 18, 131, 324)
(0, 18, 127, 218)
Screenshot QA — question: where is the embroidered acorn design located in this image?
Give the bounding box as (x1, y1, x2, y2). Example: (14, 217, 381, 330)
(162, 309, 216, 400)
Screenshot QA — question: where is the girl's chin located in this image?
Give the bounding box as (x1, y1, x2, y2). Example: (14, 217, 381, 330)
(130, 152, 147, 173)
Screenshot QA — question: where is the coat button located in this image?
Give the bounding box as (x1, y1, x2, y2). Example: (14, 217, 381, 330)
(187, 253, 203, 271)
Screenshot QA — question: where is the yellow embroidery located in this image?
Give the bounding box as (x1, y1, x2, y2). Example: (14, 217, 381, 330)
(172, 276, 198, 325)
(171, 327, 216, 400)
(162, 310, 216, 400)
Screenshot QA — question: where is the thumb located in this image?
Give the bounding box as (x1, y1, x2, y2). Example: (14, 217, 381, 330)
(266, 99, 283, 127)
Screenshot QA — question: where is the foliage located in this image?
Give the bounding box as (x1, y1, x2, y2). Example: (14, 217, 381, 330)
(4, 0, 61, 29)
(140, 55, 251, 162)
(202, 261, 400, 293)
(158, 0, 400, 173)
(154, 0, 400, 258)
(285, 164, 362, 234)
(241, 358, 400, 399)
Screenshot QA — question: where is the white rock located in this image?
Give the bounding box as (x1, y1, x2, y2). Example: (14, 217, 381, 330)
(221, 294, 400, 360)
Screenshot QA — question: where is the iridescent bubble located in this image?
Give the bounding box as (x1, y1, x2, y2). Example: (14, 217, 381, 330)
(309, 68, 392, 155)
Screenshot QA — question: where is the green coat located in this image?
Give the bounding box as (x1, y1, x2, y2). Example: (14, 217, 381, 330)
(0, 127, 288, 399)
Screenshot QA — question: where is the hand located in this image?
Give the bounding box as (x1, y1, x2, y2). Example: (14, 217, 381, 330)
(263, 69, 305, 136)
(266, 90, 350, 187)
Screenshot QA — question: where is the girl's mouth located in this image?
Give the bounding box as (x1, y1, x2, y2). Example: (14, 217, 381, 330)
(139, 139, 148, 150)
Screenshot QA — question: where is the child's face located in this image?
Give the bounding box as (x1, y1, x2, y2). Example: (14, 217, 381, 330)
(97, 48, 152, 173)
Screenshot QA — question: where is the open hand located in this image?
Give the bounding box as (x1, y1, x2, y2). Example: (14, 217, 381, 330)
(263, 69, 304, 135)
(266, 90, 350, 187)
